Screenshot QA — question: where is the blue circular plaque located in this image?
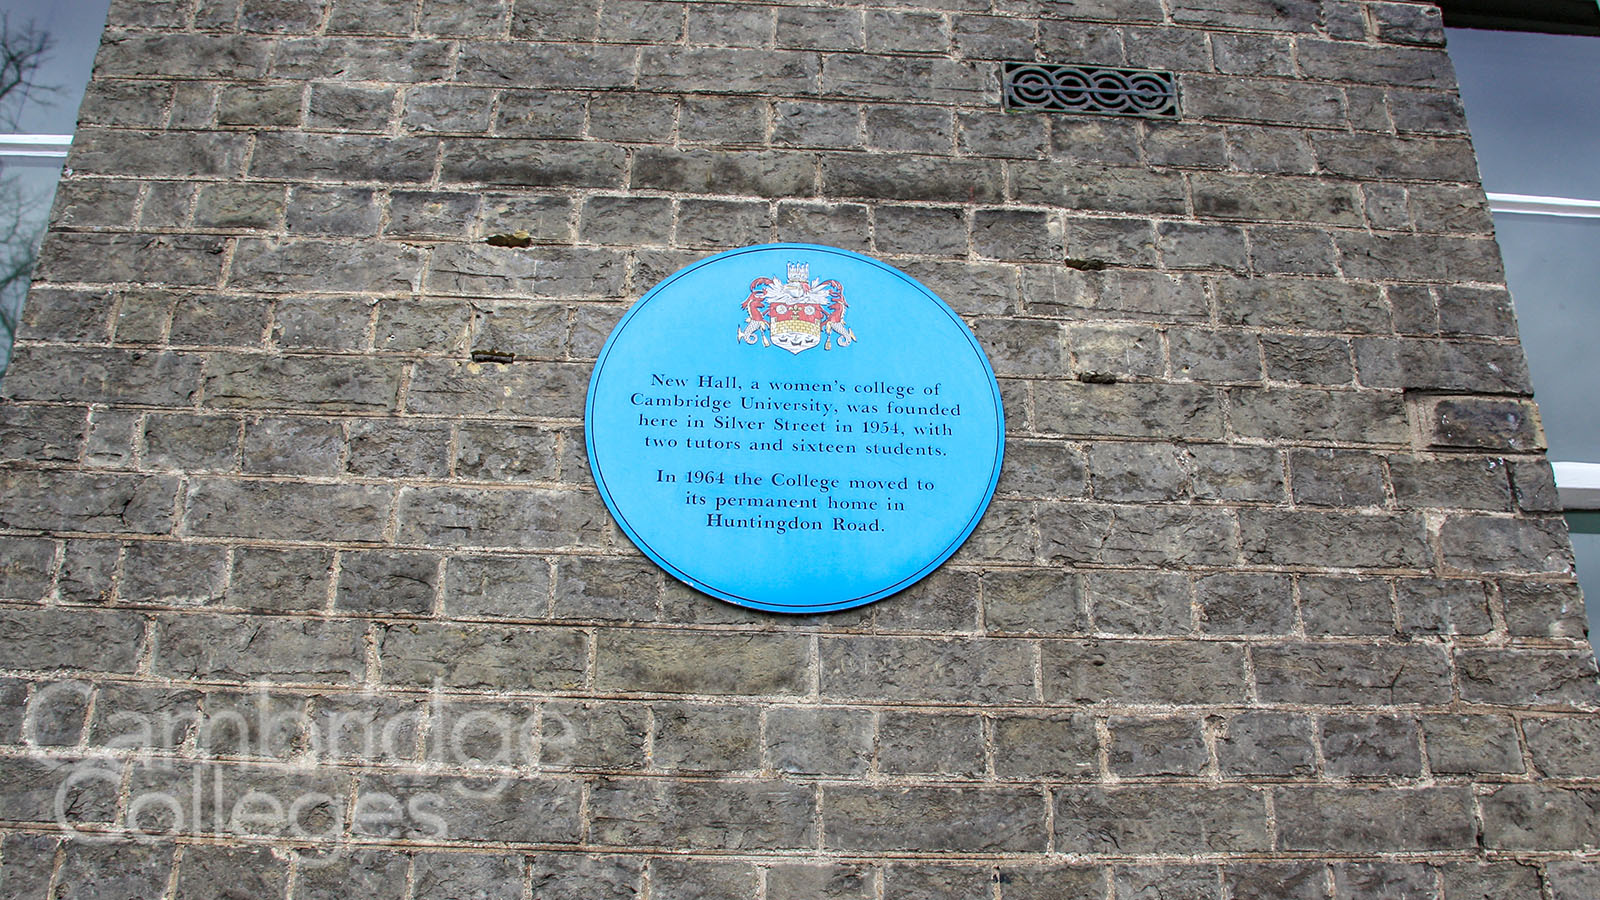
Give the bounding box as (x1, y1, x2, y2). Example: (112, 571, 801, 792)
(585, 244, 1004, 614)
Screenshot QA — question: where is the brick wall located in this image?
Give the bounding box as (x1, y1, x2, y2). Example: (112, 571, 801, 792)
(1, 0, 1596, 896)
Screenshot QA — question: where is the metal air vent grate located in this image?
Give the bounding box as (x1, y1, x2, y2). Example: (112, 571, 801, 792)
(1002, 63, 1179, 118)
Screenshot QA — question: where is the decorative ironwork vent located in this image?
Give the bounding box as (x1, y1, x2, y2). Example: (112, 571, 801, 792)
(1002, 63, 1179, 118)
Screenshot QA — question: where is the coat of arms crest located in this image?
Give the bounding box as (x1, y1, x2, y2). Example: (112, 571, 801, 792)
(737, 262, 857, 354)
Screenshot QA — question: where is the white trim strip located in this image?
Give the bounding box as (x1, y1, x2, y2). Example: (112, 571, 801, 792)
(0, 133, 72, 160)
(1487, 192, 1600, 219)
(1553, 461, 1600, 510)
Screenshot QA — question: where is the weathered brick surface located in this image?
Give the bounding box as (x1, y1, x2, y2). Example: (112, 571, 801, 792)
(0, 0, 1593, 891)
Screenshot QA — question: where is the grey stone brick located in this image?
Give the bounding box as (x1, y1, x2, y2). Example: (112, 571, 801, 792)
(97, 33, 272, 78)
(591, 777, 815, 850)
(1066, 217, 1157, 268)
(1036, 382, 1222, 440)
(974, 209, 1061, 262)
(1331, 862, 1436, 900)
(1512, 459, 1562, 512)
(419, 0, 508, 36)
(1421, 396, 1544, 452)
(1525, 717, 1600, 778)
(469, 303, 566, 360)
(478, 193, 574, 241)
(1012, 162, 1187, 214)
(678, 199, 775, 249)
(1225, 862, 1325, 900)
(1423, 714, 1523, 775)
(1354, 338, 1531, 395)
(597, 630, 808, 696)
(1190, 445, 1283, 502)
(379, 622, 585, 689)
(580, 196, 674, 246)
(176, 841, 285, 898)
(1143, 123, 1228, 168)
(1218, 712, 1316, 777)
(1213, 32, 1294, 76)
(984, 568, 1084, 635)
(642, 45, 816, 94)
(1396, 577, 1492, 636)
(775, 6, 863, 51)
(1020, 267, 1210, 321)
(767, 862, 875, 900)
(1338, 233, 1503, 283)
(1169, 328, 1261, 382)
(1193, 174, 1362, 225)
(880, 710, 984, 777)
(774, 201, 872, 252)
(1298, 575, 1393, 636)
(70, 128, 249, 179)
(1044, 118, 1141, 167)
(1455, 649, 1600, 709)
(396, 483, 608, 549)
(1157, 221, 1248, 271)
(121, 540, 228, 606)
(439, 139, 623, 188)
(1439, 514, 1573, 574)
(14, 287, 114, 343)
(405, 360, 588, 418)
(1085, 569, 1191, 635)
(1438, 860, 1541, 900)
(540, 700, 647, 770)
(587, 92, 676, 143)
(1230, 388, 1408, 445)
(295, 848, 409, 900)
(0, 833, 60, 899)
(993, 713, 1098, 780)
(1044, 640, 1247, 705)
(77, 77, 171, 126)
(1108, 716, 1206, 776)
(1501, 579, 1588, 640)
(996, 440, 1088, 499)
(0, 403, 85, 465)
(285, 187, 382, 238)
(226, 546, 333, 612)
(1247, 225, 1339, 275)
(1254, 644, 1451, 705)
(1040, 503, 1238, 567)
(1261, 334, 1352, 385)
(58, 540, 119, 604)
(951, 13, 1035, 59)
(0, 536, 56, 602)
(1196, 573, 1294, 635)
(652, 858, 758, 900)
(442, 554, 549, 620)
(5, 347, 202, 407)
(680, 96, 768, 145)
(1480, 785, 1600, 850)
(346, 419, 451, 479)
(203, 353, 402, 413)
(653, 703, 760, 772)
(170, 294, 272, 346)
(156, 614, 366, 683)
(230, 238, 425, 293)
(824, 153, 1001, 204)
(21, 680, 90, 746)
(827, 785, 1045, 852)
(1289, 448, 1387, 508)
(1276, 786, 1475, 851)
(1216, 276, 1388, 331)
(0, 470, 178, 535)
(998, 865, 1105, 900)
(1320, 714, 1421, 777)
(1055, 785, 1268, 853)
(337, 550, 438, 616)
(0, 755, 119, 826)
(54, 842, 173, 900)
(241, 415, 345, 476)
(528, 855, 643, 900)
(765, 706, 873, 776)
(551, 555, 659, 622)
(494, 91, 586, 138)
(821, 635, 1033, 703)
(430, 245, 623, 298)
(362, 772, 577, 842)
(774, 101, 861, 149)
(50, 178, 141, 228)
(373, 301, 472, 353)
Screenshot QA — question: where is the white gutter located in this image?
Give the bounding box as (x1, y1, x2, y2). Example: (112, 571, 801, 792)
(1553, 462, 1600, 510)
(0, 133, 73, 160)
(1487, 192, 1600, 219)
